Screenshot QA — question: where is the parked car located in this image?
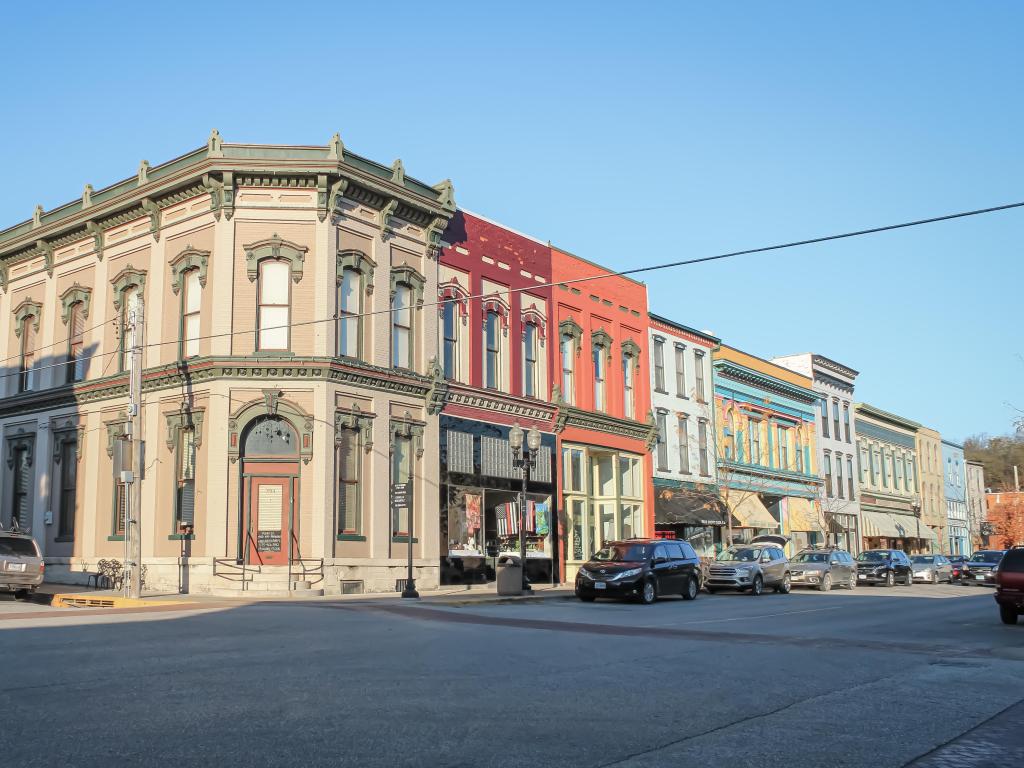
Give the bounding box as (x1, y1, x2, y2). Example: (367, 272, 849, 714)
(910, 554, 953, 584)
(856, 549, 913, 586)
(946, 555, 968, 581)
(706, 541, 791, 595)
(994, 547, 1024, 625)
(962, 550, 1006, 586)
(789, 547, 856, 591)
(0, 529, 45, 599)
(575, 539, 703, 604)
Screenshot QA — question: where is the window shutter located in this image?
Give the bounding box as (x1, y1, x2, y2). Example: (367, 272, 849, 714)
(16, 451, 31, 527)
(178, 481, 195, 527)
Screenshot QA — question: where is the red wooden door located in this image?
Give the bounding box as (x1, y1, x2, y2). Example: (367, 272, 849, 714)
(245, 474, 293, 566)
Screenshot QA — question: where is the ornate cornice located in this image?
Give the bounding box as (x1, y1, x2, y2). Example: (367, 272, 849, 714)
(443, 381, 556, 423)
(555, 404, 653, 443)
(713, 359, 818, 405)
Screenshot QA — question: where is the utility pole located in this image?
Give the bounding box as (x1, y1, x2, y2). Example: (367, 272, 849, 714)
(128, 296, 145, 599)
(1014, 464, 1020, 492)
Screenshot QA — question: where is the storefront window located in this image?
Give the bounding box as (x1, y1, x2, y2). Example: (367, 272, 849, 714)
(591, 453, 615, 497)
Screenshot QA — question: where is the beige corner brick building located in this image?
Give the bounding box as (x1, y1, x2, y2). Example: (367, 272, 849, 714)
(0, 131, 455, 595)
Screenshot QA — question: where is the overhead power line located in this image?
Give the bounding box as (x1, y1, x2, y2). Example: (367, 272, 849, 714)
(2, 200, 1021, 382)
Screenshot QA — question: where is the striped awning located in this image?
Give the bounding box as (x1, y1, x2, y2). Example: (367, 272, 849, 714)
(862, 510, 925, 540)
(786, 497, 821, 533)
(729, 493, 778, 530)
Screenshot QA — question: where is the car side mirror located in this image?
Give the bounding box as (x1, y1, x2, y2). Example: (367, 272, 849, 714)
(652, 556, 667, 565)
(830, 559, 839, 565)
(760, 554, 771, 563)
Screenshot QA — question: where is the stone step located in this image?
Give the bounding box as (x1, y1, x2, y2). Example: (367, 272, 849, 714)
(210, 587, 326, 599)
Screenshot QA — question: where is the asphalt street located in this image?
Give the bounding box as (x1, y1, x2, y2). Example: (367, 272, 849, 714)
(1, 584, 1021, 768)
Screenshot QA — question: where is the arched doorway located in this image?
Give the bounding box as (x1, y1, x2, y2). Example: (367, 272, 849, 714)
(241, 415, 300, 566)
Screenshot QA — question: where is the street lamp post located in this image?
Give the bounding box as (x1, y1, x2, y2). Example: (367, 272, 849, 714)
(509, 421, 542, 593)
(912, 494, 923, 553)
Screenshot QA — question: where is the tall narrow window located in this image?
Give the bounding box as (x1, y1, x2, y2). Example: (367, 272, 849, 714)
(175, 428, 196, 530)
(67, 303, 86, 383)
(11, 447, 31, 530)
(694, 350, 706, 402)
(871, 447, 881, 485)
(442, 302, 458, 380)
(882, 450, 890, 488)
(777, 426, 788, 470)
(337, 267, 360, 359)
(843, 403, 851, 443)
(391, 435, 412, 536)
(653, 339, 666, 391)
(484, 311, 500, 389)
(698, 419, 710, 476)
(19, 315, 37, 392)
(257, 261, 289, 351)
(337, 428, 361, 535)
(906, 456, 915, 493)
(895, 454, 905, 491)
(560, 333, 575, 404)
(656, 411, 668, 471)
(836, 454, 845, 498)
(832, 399, 841, 440)
(592, 346, 606, 411)
(622, 353, 635, 418)
(392, 284, 413, 369)
(795, 429, 804, 472)
(182, 269, 201, 359)
(820, 400, 829, 438)
(674, 344, 686, 397)
(725, 410, 736, 460)
(847, 456, 855, 500)
(523, 323, 538, 398)
(119, 286, 140, 372)
(749, 419, 761, 464)
(57, 439, 77, 539)
(824, 452, 833, 496)
(859, 445, 869, 484)
(677, 416, 690, 474)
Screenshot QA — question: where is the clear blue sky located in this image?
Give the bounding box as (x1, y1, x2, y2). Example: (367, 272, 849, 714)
(2, 1, 1020, 441)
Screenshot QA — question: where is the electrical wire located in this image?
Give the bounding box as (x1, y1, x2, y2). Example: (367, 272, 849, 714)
(2, 200, 1022, 383)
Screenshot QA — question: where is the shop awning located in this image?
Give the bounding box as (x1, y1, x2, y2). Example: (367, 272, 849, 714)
(729, 493, 778, 530)
(862, 510, 923, 539)
(786, 497, 821, 533)
(655, 488, 728, 526)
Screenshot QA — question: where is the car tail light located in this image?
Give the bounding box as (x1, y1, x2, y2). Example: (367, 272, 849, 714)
(39, 561, 45, 572)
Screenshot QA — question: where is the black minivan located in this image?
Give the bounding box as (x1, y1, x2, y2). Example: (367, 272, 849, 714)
(575, 539, 702, 604)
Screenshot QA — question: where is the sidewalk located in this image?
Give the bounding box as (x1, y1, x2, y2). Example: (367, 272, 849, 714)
(34, 581, 575, 610)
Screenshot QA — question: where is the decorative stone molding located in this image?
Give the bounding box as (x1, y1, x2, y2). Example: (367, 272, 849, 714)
(432, 179, 456, 212)
(244, 235, 307, 284)
(0, 263, 7, 293)
(164, 406, 205, 452)
(644, 411, 659, 451)
(437, 280, 470, 321)
(521, 306, 547, 341)
(552, 402, 653, 444)
(379, 199, 399, 235)
(207, 128, 223, 157)
(4, 426, 36, 469)
(390, 265, 426, 305)
(621, 338, 642, 362)
(425, 216, 447, 256)
(481, 294, 510, 333)
(111, 265, 147, 310)
(104, 412, 130, 458)
(51, 417, 84, 462)
(227, 392, 314, 465)
(391, 159, 405, 185)
(36, 239, 54, 277)
(559, 318, 582, 355)
(335, 405, 375, 454)
(425, 358, 448, 416)
(140, 197, 161, 241)
(591, 328, 614, 360)
(85, 221, 104, 261)
(390, 411, 426, 460)
(13, 298, 42, 337)
(337, 249, 375, 295)
(138, 160, 150, 186)
(60, 285, 92, 325)
(169, 246, 210, 295)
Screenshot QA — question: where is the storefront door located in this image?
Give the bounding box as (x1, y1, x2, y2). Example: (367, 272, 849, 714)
(239, 415, 301, 567)
(244, 473, 294, 566)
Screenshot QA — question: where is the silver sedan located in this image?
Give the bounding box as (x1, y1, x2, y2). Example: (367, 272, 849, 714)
(910, 555, 952, 584)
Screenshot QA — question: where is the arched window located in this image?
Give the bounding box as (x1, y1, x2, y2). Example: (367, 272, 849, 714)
(725, 409, 737, 460)
(119, 286, 140, 372)
(337, 267, 361, 358)
(392, 283, 413, 369)
(560, 333, 575, 404)
(181, 268, 202, 358)
(242, 416, 298, 458)
(442, 300, 459, 380)
(258, 260, 290, 351)
(523, 322, 539, 398)
(19, 313, 38, 393)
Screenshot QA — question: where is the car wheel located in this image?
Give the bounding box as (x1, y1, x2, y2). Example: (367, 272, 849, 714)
(999, 605, 1019, 625)
(885, 571, 894, 588)
(818, 573, 832, 592)
(682, 576, 699, 601)
(905, 572, 914, 586)
(847, 574, 856, 590)
(751, 575, 764, 596)
(931, 571, 939, 585)
(775, 573, 792, 594)
(640, 579, 657, 605)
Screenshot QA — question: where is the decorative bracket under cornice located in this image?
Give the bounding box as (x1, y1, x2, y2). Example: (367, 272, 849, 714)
(85, 221, 104, 261)
(0, 263, 8, 294)
(425, 216, 447, 257)
(35, 239, 54, 277)
(140, 197, 161, 241)
(379, 199, 398, 237)
(425, 358, 448, 416)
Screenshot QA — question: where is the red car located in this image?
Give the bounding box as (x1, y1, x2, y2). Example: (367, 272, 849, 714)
(994, 547, 1024, 625)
